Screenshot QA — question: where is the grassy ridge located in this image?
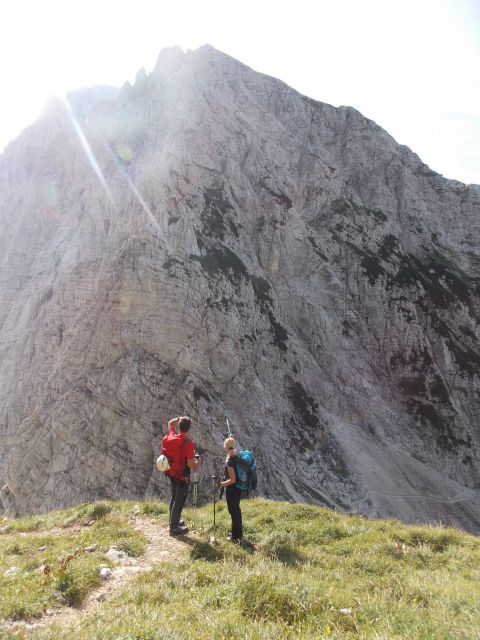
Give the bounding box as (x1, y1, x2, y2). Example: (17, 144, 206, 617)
(0, 502, 147, 622)
(1, 498, 479, 639)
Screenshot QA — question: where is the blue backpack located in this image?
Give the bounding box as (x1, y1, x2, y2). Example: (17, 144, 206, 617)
(235, 450, 257, 495)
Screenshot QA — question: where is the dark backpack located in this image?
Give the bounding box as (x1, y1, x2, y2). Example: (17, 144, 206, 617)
(235, 449, 257, 495)
(161, 433, 191, 480)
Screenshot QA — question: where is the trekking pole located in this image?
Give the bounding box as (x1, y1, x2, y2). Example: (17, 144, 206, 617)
(226, 417, 242, 450)
(192, 480, 199, 531)
(190, 454, 200, 531)
(210, 475, 218, 544)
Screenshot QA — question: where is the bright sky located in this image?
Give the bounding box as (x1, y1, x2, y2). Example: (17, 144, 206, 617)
(0, 0, 478, 184)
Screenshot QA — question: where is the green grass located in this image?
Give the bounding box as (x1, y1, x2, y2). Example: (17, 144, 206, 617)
(1, 499, 479, 639)
(0, 501, 147, 623)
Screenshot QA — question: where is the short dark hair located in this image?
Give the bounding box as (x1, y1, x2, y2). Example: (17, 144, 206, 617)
(179, 417, 192, 433)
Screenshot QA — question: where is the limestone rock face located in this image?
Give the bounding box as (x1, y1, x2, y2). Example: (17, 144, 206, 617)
(1, 46, 480, 532)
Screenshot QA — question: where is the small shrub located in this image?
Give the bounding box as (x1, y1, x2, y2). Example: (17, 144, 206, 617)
(10, 605, 29, 621)
(89, 503, 112, 520)
(193, 571, 214, 587)
(116, 538, 145, 558)
(56, 571, 82, 606)
(6, 543, 22, 555)
(54, 563, 100, 606)
(3, 518, 42, 533)
(141, 502, 167, 516)
(62, 510, 86, 528)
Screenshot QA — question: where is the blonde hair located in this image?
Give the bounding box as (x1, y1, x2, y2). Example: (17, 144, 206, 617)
(224, 437, 237, 458)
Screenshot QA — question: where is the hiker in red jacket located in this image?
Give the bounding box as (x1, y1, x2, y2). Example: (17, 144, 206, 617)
(161, 416, 200, 536)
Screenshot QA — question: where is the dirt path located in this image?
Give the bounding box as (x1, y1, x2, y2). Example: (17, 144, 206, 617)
(2, 516, 187, 635)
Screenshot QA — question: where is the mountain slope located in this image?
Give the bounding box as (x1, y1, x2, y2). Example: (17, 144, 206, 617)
(0, 46, 479, 531)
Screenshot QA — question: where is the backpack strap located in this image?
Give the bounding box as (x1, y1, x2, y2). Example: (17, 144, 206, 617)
(175, 436, 191, 480)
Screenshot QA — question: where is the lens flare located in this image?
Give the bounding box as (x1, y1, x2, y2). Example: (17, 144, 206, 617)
(64, 96, 161, 233)
(63, 97, 115, 205)
(105, 144, 161, 233)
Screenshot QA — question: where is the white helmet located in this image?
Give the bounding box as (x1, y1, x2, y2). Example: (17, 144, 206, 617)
(156, 454, 170, 472)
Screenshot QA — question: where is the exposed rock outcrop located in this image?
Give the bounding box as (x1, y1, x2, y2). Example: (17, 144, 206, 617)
(1, 45, 479, 532)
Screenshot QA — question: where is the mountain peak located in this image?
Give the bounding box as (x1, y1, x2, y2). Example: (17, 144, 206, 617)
(153, 45, 187, 73)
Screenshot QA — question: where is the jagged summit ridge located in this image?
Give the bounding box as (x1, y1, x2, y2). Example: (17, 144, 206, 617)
(0, 47, 479, 533)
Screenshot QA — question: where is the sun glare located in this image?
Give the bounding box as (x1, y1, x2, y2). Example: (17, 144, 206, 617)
(0, 0, 478, 182)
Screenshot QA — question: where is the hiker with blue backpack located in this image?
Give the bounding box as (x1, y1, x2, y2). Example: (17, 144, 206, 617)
(219, 437, 257, 544)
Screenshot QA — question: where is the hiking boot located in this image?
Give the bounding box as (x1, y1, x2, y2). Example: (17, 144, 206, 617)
(168, 519, 185, 528)
(169, 526, 189, 536)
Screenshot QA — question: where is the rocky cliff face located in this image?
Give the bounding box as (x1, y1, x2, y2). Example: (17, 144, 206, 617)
(1, 45, 480, 532)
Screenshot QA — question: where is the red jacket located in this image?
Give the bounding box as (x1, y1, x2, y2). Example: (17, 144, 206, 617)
(161, 427, 195, 481)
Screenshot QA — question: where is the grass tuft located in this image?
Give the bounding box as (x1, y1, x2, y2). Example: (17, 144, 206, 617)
(140, 501, 168, 517)
(88, 503, 112, 521)
(257, 532, 306, 565)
